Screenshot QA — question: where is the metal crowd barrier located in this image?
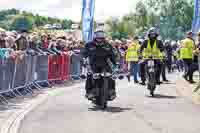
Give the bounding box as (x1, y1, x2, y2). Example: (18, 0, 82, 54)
(48, 54, 71, 82)
(48, 54, 61, 81)
(70, 54, 82, 80)
(0, 50, 84, 104)
(36, 55, 49, 86)
(0, 48, 132, 105)
(0, 58, 15, 92)
(61, 53, 71, 81)
(13, 55, 27, 93)
(0, 55, 26, 103)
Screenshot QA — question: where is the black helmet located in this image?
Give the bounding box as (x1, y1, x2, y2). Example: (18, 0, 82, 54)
(94, 30, 105, 39)
(148, 27, 158, 35)
(148, 27, 159, 39)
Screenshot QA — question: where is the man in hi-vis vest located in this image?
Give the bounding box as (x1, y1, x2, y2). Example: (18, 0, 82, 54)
(180, 31, 195, 84)
(126, 36, 140, 83)
(139, 27, 164, 85)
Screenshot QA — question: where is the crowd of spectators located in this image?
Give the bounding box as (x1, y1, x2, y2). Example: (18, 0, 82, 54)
(0, 30, 137, 63)
(0, 30, 84, 57)
(0, 29, 197, 78)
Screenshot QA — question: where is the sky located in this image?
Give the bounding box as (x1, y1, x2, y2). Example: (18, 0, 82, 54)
(0, 0, 139, 21)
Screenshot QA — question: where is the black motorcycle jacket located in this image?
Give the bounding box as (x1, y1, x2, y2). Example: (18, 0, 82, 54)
(82, 40, 117, 71)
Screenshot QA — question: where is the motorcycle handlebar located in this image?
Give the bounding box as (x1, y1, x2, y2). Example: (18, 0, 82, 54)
(80, 72, 129, 80)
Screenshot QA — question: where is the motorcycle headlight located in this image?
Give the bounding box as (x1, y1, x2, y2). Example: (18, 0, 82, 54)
(87, 72, 92, 76)
(112, 75, 117, 80)
(147, 60, 155, 67)
(93, 74, 100, 79)
(118, 75, 124, 80)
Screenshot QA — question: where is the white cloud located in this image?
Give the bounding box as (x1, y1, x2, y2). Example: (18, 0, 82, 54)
(0, 0, 139, 21)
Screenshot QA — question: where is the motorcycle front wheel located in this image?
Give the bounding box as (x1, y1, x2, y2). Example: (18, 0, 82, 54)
(101, 77, 108, 109)
(93, 78, 108, 109)
(147, 72, 156, 97)
(147, 84, 155, 97)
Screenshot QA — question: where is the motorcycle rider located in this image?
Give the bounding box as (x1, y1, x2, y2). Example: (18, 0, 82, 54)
(139, 27, 164, 85)
(165, 40, 173, 73)
(161, 40, 170, 82)
(82, 30, 118, 101)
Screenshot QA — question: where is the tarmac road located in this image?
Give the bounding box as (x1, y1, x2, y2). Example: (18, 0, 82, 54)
(19, 73, 200, 133)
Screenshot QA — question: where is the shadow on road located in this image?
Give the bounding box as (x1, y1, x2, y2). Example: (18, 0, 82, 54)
(162, 82, 176, 85)
(147, 94, 178, 99)
(89, 106, 132, 113)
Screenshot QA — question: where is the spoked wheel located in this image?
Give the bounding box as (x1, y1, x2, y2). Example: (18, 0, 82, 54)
(99, 88, 108, 110)
(92, 97, 107, 109)
(95, 76, 109, 110)
(102, 102, 107, 109)
(91, 71, 109, 110)
(147, 72, 156, 97)
(150, 89, 155, 97)
(101, 76, 109, 109)
(148, 83, 156, 97)
(92, 98, 100, 106)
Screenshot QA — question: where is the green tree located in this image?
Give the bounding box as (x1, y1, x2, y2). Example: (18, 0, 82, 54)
(0, 8, 73, 30)
(144, 0, 193, 39)
(10, 15, 34, 31)
(135, 1, 148, 29)
(35, 14, 44, 27)
(61, 19, 72, 29)
(105, 17, 136, 39)
(106, 17, 119, 33)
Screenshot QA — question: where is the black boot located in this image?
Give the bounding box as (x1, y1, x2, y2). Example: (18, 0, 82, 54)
(183, 75, 188, 81)
(140, 81, 146, 86)
(134, 80, 139, 83)
(163, 79, 169, 82)
(188, 80, 196, 84)
(156, 81, 163, 85)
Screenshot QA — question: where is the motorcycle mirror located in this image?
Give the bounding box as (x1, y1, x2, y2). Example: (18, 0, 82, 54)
(80, 74, 86, 79)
